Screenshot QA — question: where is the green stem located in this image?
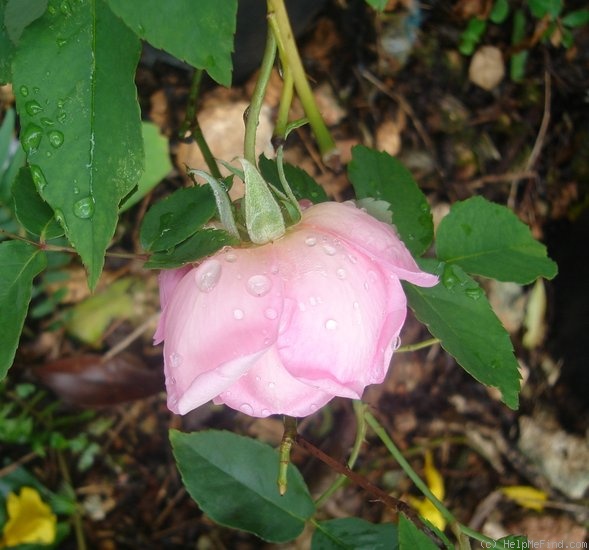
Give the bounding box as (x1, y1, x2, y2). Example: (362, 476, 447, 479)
(365, 412, 455, 526)
(180, 69, 222, 179)
(56, 451, 87, 550)
(275, 63, 294, 141)
(397, 338, 440, 353)
(267, 0, 337, 160)
(315, 400, 367, 507)
(277, 416, 298, 495)
(244, 25, 277, 165)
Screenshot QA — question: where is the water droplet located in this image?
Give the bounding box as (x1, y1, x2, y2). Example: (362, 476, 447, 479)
(325, 319, 338, 330)
(32, 87, 40, 94)
(25, 100, 43, 116)
(54, 209, 68, 230)
(322, 244, 337, 256)
(353, 301, 360, 310)
(225, 252, 237, 262)
(57, 111, 67, 124)
(73, 196, 94, 219)
(247, 274, 272, 297)
(261, 408, 271, 416)
(240, 403, 254, 415)
(29, 165, 47, 192)
(309, 404, 318, 412)
(305, 236, 317, 247)
(196, 259, 222, 292)
(169, 376, 176, 385)
(40, 117, 54, 127)
(441, 265, 458, 290)
(348, 254, 358, 264)
(56, 37, 67, 47)
(233, 308, 244, 320)
(19, 85, 29, 97)
(336, 268, 346, 279)
(392, 336, 402, 350)
(60, 0, 72, 16)
(73, 185, 80, 195)
(270, 265, 279, 274)
(169, 352, 183, 368)
(465, 287, 483, 300)
(309, 296, 318, 307)
(267, 382, 275, 389)
(263, 337, 271, 345)
(21, 124, 43, 154)
(264, 308, 278, 320)
(48, 130, 64, 148)
(298, 302, 307, 312)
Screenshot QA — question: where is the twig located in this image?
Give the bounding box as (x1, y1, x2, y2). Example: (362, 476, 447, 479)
(467, 170, 538, 189)
(101, 313, 160, 363)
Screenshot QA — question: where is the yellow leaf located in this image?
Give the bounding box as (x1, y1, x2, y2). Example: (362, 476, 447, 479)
(408, 450, 446, 531)
(501, 485, 547, 511)
(0, 486, 57, 547)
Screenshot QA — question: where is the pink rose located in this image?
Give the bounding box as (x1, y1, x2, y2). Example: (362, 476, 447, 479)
(155, 201, 438, 418)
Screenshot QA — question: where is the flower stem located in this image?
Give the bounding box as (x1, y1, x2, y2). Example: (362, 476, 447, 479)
(277, 416, 298, 495)
(244, 25, 277, 165)
(397, 338, 440, 353)
(267, 0, 337, 160)
(275, 63, 294, 141)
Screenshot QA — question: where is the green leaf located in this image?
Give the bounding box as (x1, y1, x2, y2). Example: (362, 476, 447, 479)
(0, 1, 14, 83)
(140, 185, 217, 252)
(436, 196, 557, 284)
(0, 240, 47, 379)
(528, 0, 562, 19)
(259, 154, 329, 204)
(144, 228, 239, 269)
(119, 122, 172, 213)
(4, 0, 47, 42)
(11, 167, 64, 239)
(398, 514, 439, 550)
(12, 0, 144, 289)
(404, 259, 521, 409)
(364, 0, 388, 11)
(561, 9, 589, 28)
(495, 535, 530, 549)
(490, 0, 510, 24)
(459, 18, 487, 56)
(170, 429, 315, 543)
(312, 518, 398, 550)
(348, 145, 433, 256)
(105, 0, 237, 86)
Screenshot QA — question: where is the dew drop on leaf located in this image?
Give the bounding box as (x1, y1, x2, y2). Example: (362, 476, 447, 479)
(73, 196, 95, 219)
(465, 287, 483, 300)
(21, 124, 43, 154)
(19, 85, 29, 97)
(54, 208, 68, 230)
(25, 100, 43, 116)
(441, 264, 458, 290)
(30, 164, 47, 192)
(48, 130, 64, 148)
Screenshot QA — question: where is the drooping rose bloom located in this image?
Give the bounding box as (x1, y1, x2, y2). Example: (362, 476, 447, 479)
(154, 201, 438, 418)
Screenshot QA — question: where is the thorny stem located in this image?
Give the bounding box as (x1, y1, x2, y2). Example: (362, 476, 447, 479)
(277, 416, 298, 495)
(244, 24, 277, 165)
(314, 400, 367, 507)
(179, 70, 222, 179)
(267, 0, 337, 160)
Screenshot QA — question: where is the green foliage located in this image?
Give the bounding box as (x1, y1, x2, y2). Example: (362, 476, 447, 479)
(170, 429, 315, 543)
(398, 514, 439, 550)
(0, 241, 46, 379)
(105, 0, 237, 87)
(12, 0, 144, 289)
(348, 145, 434, 256)
(364, 0, 388, 12)
(312, 518, 398, 549)
(436, 196, 557, 284)
(404, 259, 521, 410)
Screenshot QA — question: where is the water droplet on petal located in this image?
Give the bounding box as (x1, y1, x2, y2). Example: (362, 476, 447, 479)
(309, 296, 318, 307)
(261, 408, 271, 416)
(21, 124, 43, 154)
(196, 259, 222, 292)
(348, 254, 358, 264)
(225, 252, 237, 263)
(392, 336, 402, 351)
(325, 319, 338, 330)
(48, 130, 64, 148)
(305, 236, 317, 246)
(233, 308, 244, 320)
(247, 274, 272, 297)
(309, 404, 318, 412)
(169, 352, 183, 368)
(353, 301, 360, 310)
(25, 100, 43, 116)
(336, 268, 346, 279)
(240, 403, 254, 415)
(322, 244, 337, 256)
(264, 308, 278, 320)
(73, 196, 94, 219)
(169, 376, 176, 385)
(267, 382, 275, 389)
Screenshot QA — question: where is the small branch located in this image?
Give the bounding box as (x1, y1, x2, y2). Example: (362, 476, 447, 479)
(277, 416, 298, 495)
(397, 338, 440, 353)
